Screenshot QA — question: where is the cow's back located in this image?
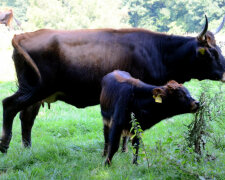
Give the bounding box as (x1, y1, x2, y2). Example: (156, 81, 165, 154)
(13, 29, 147, 83)
(11, 29, 158, 107)
(100, 70, 142, 116)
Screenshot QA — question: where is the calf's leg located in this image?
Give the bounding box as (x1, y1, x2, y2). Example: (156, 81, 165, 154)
(20, 102, 41, 147)
(104, 98, 128, 165)
(105, 122, 123, 166)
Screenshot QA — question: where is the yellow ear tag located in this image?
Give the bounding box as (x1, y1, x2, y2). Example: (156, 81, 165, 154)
(199, 48, 205, 55)
(153, 95, 162, 103)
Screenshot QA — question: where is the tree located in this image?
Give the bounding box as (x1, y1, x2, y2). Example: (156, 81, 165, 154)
(25, 0, 129, 30)
(124, 0, 225, 34)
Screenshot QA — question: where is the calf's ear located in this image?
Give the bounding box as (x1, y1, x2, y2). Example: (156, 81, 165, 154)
(152, 88, 166, 103)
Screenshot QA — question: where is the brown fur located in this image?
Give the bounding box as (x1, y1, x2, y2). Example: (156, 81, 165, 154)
(153, 80, 183, 97)
(100, 71, 142, 112)
(166, 80, 183, 90)
(12, 34, 42, 82)
(100, 87, 112, 111)
(114, 71, 142, 87)
(0, 9, 13, 27)
(206, 32, 216, 47)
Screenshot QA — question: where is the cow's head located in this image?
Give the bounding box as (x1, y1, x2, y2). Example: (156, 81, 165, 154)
(0, 9, 13, 26)
(152, 80, 199, 114)
(194, 15, 225, 82)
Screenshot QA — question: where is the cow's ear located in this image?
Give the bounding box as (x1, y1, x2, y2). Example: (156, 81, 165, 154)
(198, 47, 206, 56)
(152, 88, 166, 103)
(197, 46, 218, 61)
(197, 47, 212, 58)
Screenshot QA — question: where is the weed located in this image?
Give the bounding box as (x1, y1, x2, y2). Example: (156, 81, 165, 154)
(185, 81, 224, 157)
(130, 112, 151, 169)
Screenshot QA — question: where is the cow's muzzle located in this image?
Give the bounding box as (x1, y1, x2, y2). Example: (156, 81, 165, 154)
(222, 72, 225, 82)
(190, 101, 200, 113)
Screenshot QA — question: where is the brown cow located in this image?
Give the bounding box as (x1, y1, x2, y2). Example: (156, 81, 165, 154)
(0, 15, 225, 153)
(0, 8, 21, 29)
(0, 9, 13, 27)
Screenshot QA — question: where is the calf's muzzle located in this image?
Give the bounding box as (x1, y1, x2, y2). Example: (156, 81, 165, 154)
(222, 72, 225, 82)
(191, 101, 200, 112)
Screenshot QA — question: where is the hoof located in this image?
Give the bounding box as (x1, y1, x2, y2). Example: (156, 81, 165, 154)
(104, 158, 111, 166)
(22, 142, 31, 148)
(0, 144, 8, 153)
(132, 160, 139, 165)
(121, 148, 128, 153)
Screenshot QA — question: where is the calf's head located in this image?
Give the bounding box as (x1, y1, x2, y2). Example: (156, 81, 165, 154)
(153, 80, 199, 114)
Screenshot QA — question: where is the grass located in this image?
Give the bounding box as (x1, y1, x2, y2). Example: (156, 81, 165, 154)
(0, 80, 224, 179)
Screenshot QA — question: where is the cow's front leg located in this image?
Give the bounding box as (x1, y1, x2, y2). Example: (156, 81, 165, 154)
(105, 123, 122, 166)
(20, 102, 41, 148)
(132, 136, 140, 165)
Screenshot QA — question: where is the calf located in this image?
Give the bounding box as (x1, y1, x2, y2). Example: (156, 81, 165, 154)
(100, 70, 199, 165)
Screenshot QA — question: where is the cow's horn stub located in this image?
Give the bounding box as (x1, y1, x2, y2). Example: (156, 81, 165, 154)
(197, 15, 208, 41)
(213, 15, 225, 35)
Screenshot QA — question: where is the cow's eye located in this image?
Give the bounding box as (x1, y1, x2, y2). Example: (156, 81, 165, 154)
(177, 92, 184, 98)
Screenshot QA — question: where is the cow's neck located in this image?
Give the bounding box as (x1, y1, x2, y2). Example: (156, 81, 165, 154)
(160, 35, 196, 83)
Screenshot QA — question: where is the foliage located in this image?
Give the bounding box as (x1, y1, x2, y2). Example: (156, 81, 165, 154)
(123, 0, 225, 33)
(185, 82, 224, 157)
(186, 91, 211, 156)
(130, 112, 150, 169)
(24, 0, 129, 30)
(1, 0, 225, 33)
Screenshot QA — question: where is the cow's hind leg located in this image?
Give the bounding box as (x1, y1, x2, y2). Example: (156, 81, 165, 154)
(0, 92, 21, 153)
(20, 102, 41, 147)
(0, 90, 44, 153)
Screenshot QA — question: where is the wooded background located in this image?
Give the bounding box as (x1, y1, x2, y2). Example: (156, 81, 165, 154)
(1, 0, 225, 34)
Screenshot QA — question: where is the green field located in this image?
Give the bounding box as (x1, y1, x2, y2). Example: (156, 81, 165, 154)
(0, 79, 224, 179)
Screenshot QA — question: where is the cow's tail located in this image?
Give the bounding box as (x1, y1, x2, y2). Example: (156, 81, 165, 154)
(12, 35, 42, 83)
